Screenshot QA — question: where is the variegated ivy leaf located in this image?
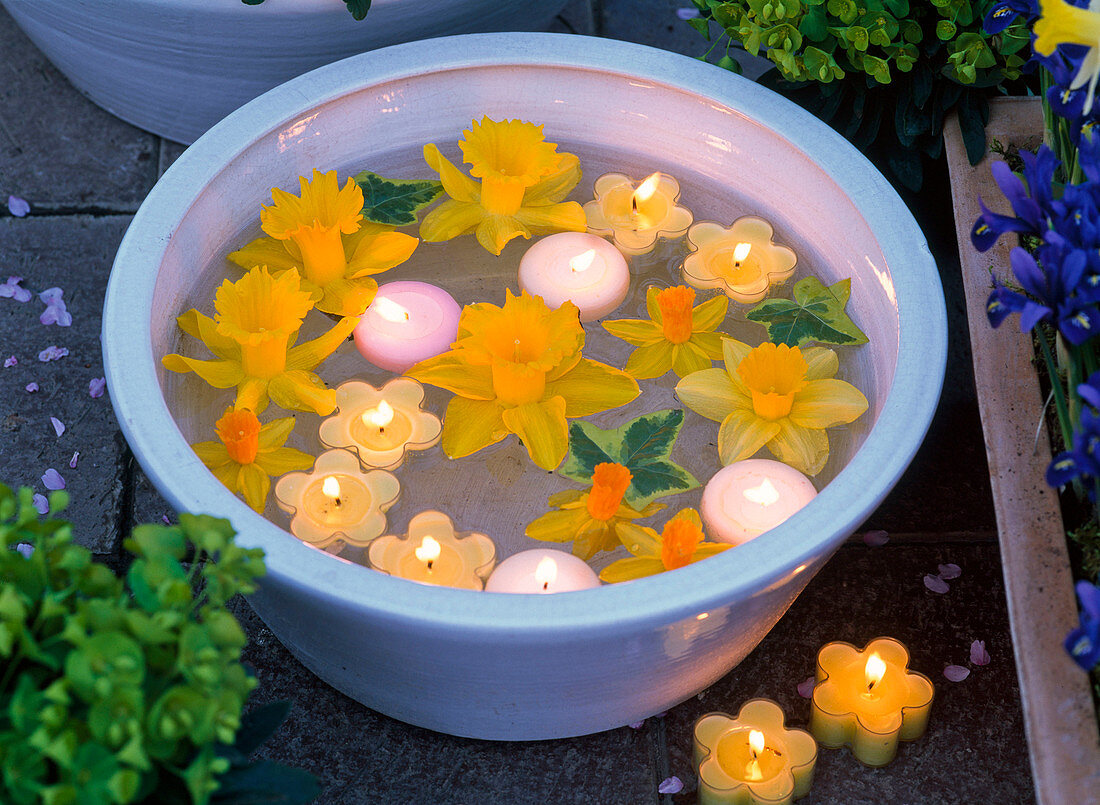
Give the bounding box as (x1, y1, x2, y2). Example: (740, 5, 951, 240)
(561, 409, 699, 507)
(353, 171, 444, 227)
(746, 277, 869, 348)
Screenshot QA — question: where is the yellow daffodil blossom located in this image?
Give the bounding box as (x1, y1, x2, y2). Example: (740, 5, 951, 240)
(1035, 0, 1100, 113)
(228, 169, 419, 316)
(675, 339, 868, 476)
(599, 508, 731, 583)
(419, 117, 588, 255)
(406, 290, 640, 470)
(602, 285, 728, 379)
(191, 408, 314, 512)
(525, 463, 665, 560)
(163, 267, 356, 415)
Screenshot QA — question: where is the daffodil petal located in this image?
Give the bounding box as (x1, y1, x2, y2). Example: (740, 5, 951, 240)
(268, 370, 336, 415)
(235, 377, 270, 413)
(440, 396, 508, 458)
(227, 236, 300, 274)
(600, 557, 666, 583)
(691, 295, 729, 331)
(420, 199, 486, 243)
(255, 446, 315, 477)
(718, 408, 781, 465)
(525, 507, 590, 543)
(162, 354, 244, 388)
(602, 318, 664, 347)
(691, 542, 731, 561)
(209, 462, 240, 491)
(476, 214, 530, 255)
(406, 352, 495, 400)
(768, 421, 830, 475)
(316, 277, 377, 317)
(675, 368, 745, 422)
(178, 309, 239, 359)
(721, 337, 753, 370)
(691, 331, 725, 359)
(1034, 0, 1100, 55)
(546, 358, 640, 417)
(423, 143, 479, 202)
(646, 286, 663, 324)
(572, 519, 616, 560)
(672, 341, 713, 378)
(547, 489, 586, 508)
(523, 152, 583, 204)
(256, 417, 295, 449)
(614, 521, 661, 556)
(346, 229, 418, 277)
(238, 463, 271, 513)
(191, 441, 231, 468)
(512, 201, 588, 234)
(501, 397, 569, 470)
(286, 316, 357, 371)
(802, 346, 840, 380)
(623, 341, 676, 379)
(789, 378, 868, 428)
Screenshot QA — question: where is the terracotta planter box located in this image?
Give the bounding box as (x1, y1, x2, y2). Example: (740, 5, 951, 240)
(944, 97, 1100, 803)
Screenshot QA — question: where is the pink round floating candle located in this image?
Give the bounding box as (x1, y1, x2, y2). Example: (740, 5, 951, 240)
(485, 549, 601, 594)
(354, 281, 460, 373)
(701, 459, 817, 546)
(517, 233, 630, 322)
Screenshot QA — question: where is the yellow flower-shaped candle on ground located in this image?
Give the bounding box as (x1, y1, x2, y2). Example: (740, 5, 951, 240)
(682, 217, 797, 304)
(319, 377, 442, 470)
(603, 285, 728, 379)
(598, 508, 729, 582)
(368, 510, 496, 590)
(163, 267, 357, 415)
(274, 449, 400, 548)
(191, 408, 314, 513)
(694, 699, 818, 805)
(810, 637, 934, 767)
(407, 290, 639, 470)
(419, 117, 587, 255)
(675, 338, 867, 476)
(584, 172, 693, 256)
(526, 462, 665, 560)
(229, 169, 418, 316)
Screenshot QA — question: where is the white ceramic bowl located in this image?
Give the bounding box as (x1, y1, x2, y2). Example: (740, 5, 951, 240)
(0, 0, 569, 144)
(102, 33, 946, 740)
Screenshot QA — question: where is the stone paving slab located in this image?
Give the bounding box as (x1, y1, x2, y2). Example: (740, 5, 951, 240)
(0, 8, 158, 211)
(0, 215, 130, 552)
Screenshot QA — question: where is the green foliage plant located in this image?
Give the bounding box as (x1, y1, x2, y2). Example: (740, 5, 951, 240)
(241, 0, 370, 20)
(687, 0, 1034, 189)
(0, 485, 316, 805)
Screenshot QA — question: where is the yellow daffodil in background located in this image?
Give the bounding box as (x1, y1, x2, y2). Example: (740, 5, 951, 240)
(407, 290, 639, 470)
(192, 408, 314, 512)
(163, 267, 356, 415)
(419, 117, 587, 255)
(675, 338, 867, 476)
(1035, 0, 1100, 114)
(525, 463, 665, 560)
(229, 169, 418, 316)
(599, 508, 730, 583)
(603, 285, 728, 379)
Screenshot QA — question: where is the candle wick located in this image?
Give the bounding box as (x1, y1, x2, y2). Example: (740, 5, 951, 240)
(335, 497, 341, 507)
(631, 195, 638, 215)
(542, 581, 549, 591)
(426, 560, 433, 571)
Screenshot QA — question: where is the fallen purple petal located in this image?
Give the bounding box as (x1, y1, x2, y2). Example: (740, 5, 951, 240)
(38, 288, 72, 327)
(7, 195, 30, 217)
(68, 451, 79, 469)
(161, 514, 171, 525)
(628, 720, 645, 730)
(923, 574, 950, 594)
(675, 7, 701, 19)
(658, 776, 684, 795)
(32, 494, 48, 515)
(50, 416, 65, 437)
(41, 468, 65, 491)
(3, 355, 16, 368)
(25, 382, 38, 393)
(797, 676, 816, 698)
(938, 563, 962, 580)
(89, 377, 106, 398)
(15, 542, 34, 557)
(862, 529, 890, 547)
(38, 345, 68, 362)
(970, 639, 991, 666)
(943, 665, 970, 682)
(0, 276, 32, 303)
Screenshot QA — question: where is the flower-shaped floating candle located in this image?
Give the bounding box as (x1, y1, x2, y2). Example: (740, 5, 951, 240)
(694, 699, 817, 805)
(485, 549, 601, 593)
(682, 217, 797, 304)
(368, 510, 496, 590)
(354, 281, 461, 373)
(274, 449, 400, 548)
(517, 232, 630, 322)
(701, 459, 817, 546)
(809, 637, 934, 767)
(319, 377, 442, 470)
(584, 172, 694, 256)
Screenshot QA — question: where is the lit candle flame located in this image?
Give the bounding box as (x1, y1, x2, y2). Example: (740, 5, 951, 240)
(415, 535, 441, 570)
(633, 172, 661, 206)
(535, 556, 558, 591)
(733, 242, 752, 265)
(743, 478, 780, 507)
(373, 296, 410, 322)
(362, 399, 395, 429)
(865, 652, 887, 691)
(322, 475, 341, 503)
(569, 249, 597, 273)
(749, 730, 765, 758)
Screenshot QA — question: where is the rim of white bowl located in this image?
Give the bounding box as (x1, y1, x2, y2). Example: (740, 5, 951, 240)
(103, 33, 946, 636)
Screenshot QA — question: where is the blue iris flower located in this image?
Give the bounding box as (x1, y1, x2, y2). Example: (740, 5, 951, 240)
(1064, 579, 1100, 671)
(971, 146, 1056, 252)
(982, 0, 1038, 34)
(1047, 373, 1100, 493)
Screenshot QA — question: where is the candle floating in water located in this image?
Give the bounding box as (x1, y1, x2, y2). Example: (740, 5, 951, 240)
(809, 637, 934, 767)
(368, 510, 496, 590)
(354, 281, 461, 373)
(274, 449, 400, 548)
(694, 698, 817, 805)
(517, 233, 630, 321)
(320, 377, 442, 470)
(584, 172, 693, 256)
(701, 459, 817, 546)
(682, 216, 797, 303)
(485, 549, 601, 594)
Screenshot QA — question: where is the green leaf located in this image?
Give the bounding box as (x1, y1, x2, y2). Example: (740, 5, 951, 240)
(230, 701, 291, 757)
(343, 0, 371, 20)
(353, 170, 444, 226)
(746, 277, 869, 347)
(211, 760, 321, 804)
(687, 16, 711, 39)
(560, 410, 699, 507)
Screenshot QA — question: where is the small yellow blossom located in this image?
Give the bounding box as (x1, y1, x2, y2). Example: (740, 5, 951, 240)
(1035, 0, 1100, 114)
(599, 508, 730, 583)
